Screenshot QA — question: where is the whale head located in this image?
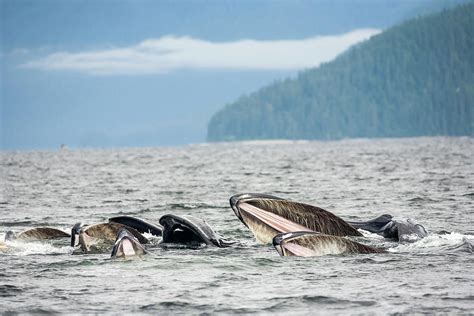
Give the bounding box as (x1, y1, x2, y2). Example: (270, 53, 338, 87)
(273, 231, 385, 257)
(230, 193, 362, 244)
(159, 214, 234, 248)
(70, 222, 84, 247)
(111, 228, 147, 258)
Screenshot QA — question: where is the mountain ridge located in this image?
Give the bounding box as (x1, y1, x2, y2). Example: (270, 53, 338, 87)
(207, 3, 474, 142)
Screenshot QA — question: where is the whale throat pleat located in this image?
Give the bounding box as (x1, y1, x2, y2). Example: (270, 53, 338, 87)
(245, 199, 362, 237)
(239, 202, 313, 233)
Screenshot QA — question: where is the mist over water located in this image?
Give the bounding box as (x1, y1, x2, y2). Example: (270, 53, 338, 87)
(1, 137, 473, 314)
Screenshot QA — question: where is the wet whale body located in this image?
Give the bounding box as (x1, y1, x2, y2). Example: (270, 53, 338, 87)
(108, 216, 163, 237)
(1, 213, 230, 255)
(2, 227, 71, 253)
(273, 231, 385, 257)
(5, 227, 70, 242)
(230, 193, 362, 244)
(71, 222, 149, 254)
(348, 214, 428, 242)
(109, 214, 233, 247)
(230, 193, 428, 256)
(159, 214, 234, 247)
(231, 193, 427, 242)
(108, 214, 232, 257)
(1, 221, 153, 254)
(111, 228, 147, 258)
(1, 193, 426, 258)
(68, 214, 232, 255)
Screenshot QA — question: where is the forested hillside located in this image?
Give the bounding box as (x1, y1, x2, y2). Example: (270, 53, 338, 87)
(207, 3, 474, 141)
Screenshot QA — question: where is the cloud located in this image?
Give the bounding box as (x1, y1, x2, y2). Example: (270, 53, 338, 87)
(20, 29, 380, 75)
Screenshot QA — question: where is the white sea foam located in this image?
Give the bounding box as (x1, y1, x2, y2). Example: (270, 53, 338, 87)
(1, 137, 472, 313)
(4, 240, 72, 256)
(359, 229, 386, 240)
(388, 232, 473, 253)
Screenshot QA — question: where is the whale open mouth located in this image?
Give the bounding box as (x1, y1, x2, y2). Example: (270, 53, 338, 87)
(159, 214, 234, 248)
(72, 222, 149, 254)
(273, 231, 385, 257)
(160, 214, 208, 246)
(230, 193, 362, 244)
(273, 232, 321, 257)
(111, 228, 147, 258)
(235, 202, 312, 233)
(108, 216, 163, 237)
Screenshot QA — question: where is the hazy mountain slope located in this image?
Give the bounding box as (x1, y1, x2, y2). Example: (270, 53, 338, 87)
(208, 3, 474, 141)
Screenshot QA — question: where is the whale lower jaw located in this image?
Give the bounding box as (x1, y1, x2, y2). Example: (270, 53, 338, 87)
(114, 238, 146, 258)
(279, 236, 356, 257)
(273, 232, 385, 257)
(111, 229, 147, 258)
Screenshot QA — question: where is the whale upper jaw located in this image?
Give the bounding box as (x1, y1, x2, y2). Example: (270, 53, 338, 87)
(229, 193, 313, 244)
(108, 216, 163, 237)
(71, 222, 84, 247)
(159, 214, 234, 248)
(229, 193, 363, 245)
(229, 193, 285, 228)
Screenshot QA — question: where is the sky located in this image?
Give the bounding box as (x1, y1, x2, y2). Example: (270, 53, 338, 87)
(0, 0, 467, 150)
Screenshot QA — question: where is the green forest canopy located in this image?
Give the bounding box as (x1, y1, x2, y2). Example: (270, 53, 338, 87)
(207, 3, 474, 141)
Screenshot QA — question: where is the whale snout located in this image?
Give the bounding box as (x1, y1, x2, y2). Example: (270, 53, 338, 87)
(229, 194, 244, 221)
(111, 228, 147, 258)
(229, 193, 283, 226)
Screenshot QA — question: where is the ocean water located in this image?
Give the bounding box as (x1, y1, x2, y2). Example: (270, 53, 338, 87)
(1, 137, 473, 314)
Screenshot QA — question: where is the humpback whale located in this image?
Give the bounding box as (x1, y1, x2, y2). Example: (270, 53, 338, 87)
(108, 215, 163, 237)
(1, 227, 70, 253)
(111, 228, 147, 258)
(71, 222, 149, 254)
(72, 214, 233, 252)
(348, 215, 428, 242)
(4, 227, 70, 242)
(273, 231, 385, 257)
(159, 214, 234, 247)
(231, 193, 428, 244)
(230, 193, 361, 244)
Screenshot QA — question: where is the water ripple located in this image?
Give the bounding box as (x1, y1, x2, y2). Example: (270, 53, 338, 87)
(0, 137, 472, 314)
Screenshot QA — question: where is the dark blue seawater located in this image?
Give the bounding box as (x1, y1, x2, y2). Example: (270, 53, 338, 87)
(1, 137, 473, 314)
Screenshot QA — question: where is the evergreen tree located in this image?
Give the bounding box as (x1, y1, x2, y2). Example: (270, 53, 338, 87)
(207, 3, 474, 141)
